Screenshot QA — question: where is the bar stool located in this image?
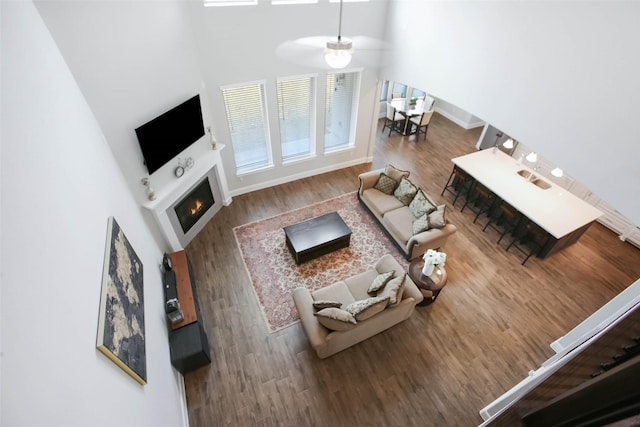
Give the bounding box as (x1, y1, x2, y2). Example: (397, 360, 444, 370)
(441, 165, 474, 208)
(461, 181, 497, 223)
(482, 199, 522, 244)
(506, 220, 551, 265)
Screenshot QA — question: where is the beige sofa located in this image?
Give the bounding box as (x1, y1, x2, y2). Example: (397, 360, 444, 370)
(358, 167, 457, 260)
(293, 254, 423, 359)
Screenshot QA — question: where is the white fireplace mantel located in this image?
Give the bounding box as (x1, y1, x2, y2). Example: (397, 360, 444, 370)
(142, 145, 231, 251)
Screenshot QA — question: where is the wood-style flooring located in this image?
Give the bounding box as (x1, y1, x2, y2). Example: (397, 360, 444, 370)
(184, 113, 640, 426)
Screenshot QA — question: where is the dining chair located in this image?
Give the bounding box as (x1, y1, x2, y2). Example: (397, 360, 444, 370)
(392, 92, 402, 99)
(382, 103, 405, 136)
(408, 110, 434, 141)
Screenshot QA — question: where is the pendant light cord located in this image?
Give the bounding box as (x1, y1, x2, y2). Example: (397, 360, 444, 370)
(337, 0, 343, 42)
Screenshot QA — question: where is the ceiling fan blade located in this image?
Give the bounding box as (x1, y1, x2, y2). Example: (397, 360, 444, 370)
(276, 38, 331, 69)
(351, 36, 392, 52)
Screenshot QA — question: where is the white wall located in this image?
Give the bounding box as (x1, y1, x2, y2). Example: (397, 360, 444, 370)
(35, 0, 388, 205)
(382, 1, 640, 225)
(1, 2, 185, 426)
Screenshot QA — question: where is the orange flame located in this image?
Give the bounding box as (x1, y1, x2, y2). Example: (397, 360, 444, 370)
(189, 199, 203, 215)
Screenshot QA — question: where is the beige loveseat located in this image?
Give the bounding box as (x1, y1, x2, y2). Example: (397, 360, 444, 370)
(358, 166, 457, 260)
(293, 254, 423, 359)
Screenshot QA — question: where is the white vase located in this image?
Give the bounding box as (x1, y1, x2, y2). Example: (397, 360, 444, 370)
(422, 263, 434, 276)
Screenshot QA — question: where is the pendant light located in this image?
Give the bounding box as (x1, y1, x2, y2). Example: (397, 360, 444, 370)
(325, 0, 352, 69)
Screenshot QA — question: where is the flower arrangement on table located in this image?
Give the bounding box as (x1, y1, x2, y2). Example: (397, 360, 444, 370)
(421, 249, 446, 276)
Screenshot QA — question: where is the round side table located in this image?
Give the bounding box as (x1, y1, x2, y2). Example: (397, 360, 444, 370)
(408, 258, 448, 306)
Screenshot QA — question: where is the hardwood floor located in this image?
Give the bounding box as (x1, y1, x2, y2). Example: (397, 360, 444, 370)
(184, 113, 640, 426)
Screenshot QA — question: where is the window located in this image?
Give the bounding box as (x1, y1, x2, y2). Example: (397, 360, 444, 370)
(392, 82, 407, 99)
(221, 82, 272, 174)
(276, 75, 316, 161)
(204, 0, 256, 6)
(329, 0, 369, 2)
(272, 0, 317, 4)
(380, 80, 389, 101)
(411, 88, 426, 99)
(324, 71, 360, 151)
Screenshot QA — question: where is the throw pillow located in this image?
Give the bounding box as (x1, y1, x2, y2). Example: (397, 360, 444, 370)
(384, 164, 410, 183)
(412, 213, 430, 235)
(314, 307, 357, 331)
(312, 300, 342, 310)
(367, 270, 395, 294)
(428, 204, 447, 229)
(409, 189, 437, 218)
(393, 177, 418, 206)
(377, 274, 407, 306)
(373, 173, 398, 195)
(345, 296, 390, 321)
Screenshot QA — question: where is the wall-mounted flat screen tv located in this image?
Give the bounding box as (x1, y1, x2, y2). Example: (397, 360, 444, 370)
(135, 95, 204, 175)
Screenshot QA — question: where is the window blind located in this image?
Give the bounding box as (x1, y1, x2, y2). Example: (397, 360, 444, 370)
(276, 76, 315, 160)
(221, 83, 271, 173)
(325, 71, 359, 150)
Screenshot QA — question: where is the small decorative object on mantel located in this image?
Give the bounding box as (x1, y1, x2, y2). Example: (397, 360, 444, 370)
(174, 157, 195, 178)
(141, 177, 156, 201)
(422, 249, 446, 276)
(207, 126, 217, 150)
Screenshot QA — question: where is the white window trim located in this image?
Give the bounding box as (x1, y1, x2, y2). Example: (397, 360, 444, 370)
(272, 0, 317, 5)
(220, 80, 274, 176)
(324, 69, 361, 153)
(276, 73, 318, 164)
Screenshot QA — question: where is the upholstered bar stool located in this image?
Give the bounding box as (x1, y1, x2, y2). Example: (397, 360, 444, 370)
(441, 165, 474, 208)
(461, 181, 497, 224)
(482, 199, 522, 244)
(506, 220, 551, 265)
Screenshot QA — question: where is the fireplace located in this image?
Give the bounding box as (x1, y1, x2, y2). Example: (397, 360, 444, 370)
(174, 177, 215, 234)
(142, 148, 230, 251)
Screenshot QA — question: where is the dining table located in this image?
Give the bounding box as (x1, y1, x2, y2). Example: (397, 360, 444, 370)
(451, 149, 603, 258)
(390, 98, 424, 135)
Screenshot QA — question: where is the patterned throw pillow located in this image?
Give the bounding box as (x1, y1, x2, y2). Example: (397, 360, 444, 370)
(384, 164, 410, 183)
(412, 213, 430, 235)
(312, 300, 342, 310)
(314, 307, 357, 331)
(393, 177, 418, 206)
(373, 173, 398, 195)
(428, 204, 447, 229)
(409, 189, 437, 218)
(345, 296, 390, 321)
(367, 270, 395, 294)
(377, 274, 406, 306)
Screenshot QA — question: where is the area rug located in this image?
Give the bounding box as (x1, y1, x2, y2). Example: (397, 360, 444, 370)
(233, 192, 409, 333)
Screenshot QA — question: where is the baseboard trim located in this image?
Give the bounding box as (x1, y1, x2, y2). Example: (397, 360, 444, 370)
(435, 108, 485, 130)
(229, 158, 372, 197)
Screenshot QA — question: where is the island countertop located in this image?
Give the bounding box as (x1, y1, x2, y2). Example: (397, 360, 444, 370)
(452, 149, 602, 239)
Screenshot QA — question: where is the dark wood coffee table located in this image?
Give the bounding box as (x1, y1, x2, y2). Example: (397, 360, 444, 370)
(283, 212, 352, 265)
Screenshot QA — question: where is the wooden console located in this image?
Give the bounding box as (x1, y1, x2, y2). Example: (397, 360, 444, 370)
(165, 250, 211, 374)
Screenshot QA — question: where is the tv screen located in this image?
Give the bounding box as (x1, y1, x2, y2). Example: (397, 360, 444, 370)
(135, 95, 204, 175)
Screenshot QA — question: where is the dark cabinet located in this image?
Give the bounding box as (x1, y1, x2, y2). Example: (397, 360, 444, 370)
(165, 250, 211, 374)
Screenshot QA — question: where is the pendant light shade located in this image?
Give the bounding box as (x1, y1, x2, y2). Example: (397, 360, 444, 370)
(526, 152, 538, 163)
(325, 38, 353, 69)
(502, 138, 514, 149)
(326, 0, 352, 69)
(551, 167, 564, 177)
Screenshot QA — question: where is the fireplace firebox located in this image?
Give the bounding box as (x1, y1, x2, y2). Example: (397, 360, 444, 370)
(174, 177, 215, 233)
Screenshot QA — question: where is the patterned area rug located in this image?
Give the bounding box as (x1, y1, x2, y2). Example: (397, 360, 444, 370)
(233, 192, 409, 333)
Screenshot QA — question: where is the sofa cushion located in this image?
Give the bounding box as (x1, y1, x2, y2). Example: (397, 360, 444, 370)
(393, 177, 418, 206)
(382, 206, 414, 245)
(409, 189, 437, 218)
(367, 270, 395, 294)
(361, 188, 405, 217)
(384, 164, 410, 183)
(373, 173, 398, 195)
(377, 274, 406, 306)
(314, 307, 357, 331)
(412, 213, 430, 235)
(428, 204, 447, 229)
(345, 296, 390, 321)
(311, 281, 356, 307)
(344, 269, 380, 301)
(312, 300, 342, 310)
